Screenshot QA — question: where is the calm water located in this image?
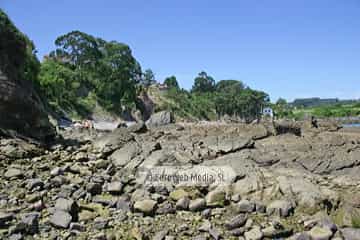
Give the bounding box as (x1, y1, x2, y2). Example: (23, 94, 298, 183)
(342, 123, 360, 128)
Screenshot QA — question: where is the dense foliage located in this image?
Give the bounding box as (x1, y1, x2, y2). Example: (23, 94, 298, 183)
(0, 9, 40, 84)
(38, 31, 142, 116)
(163, 72, 270, 122)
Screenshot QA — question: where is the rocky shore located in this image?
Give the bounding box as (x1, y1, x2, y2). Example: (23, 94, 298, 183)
(1, 120, 360, 240)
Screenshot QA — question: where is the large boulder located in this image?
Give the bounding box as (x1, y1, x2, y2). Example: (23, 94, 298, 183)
(0, 10, 55, 141)
(146, 111, 174, 128)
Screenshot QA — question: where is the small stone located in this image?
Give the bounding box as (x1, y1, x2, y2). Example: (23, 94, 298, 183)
(169, 189, 189, 201)
(209, 227, 221, 240)
(93, 217, 108, 230)
(308, 226, 333, 240)
(244, 227, 263, 240)
(134, 199, 157, 215)
(340, 228, 360, 240)
(26, 178, 44, 191)
(267, 200, 294, 217)
(198, 220, 211, 232)
(238, 199, 255, 213)
(287, 232, 311, 240)
(156, 201, 175, 215)
(20, 212, 39, 234)
(189, 198, 206, 212)
(153, 229, 169, 240)
(69, 222, 86, 232)
(54, 198, 78, 219)
(5, 168, 23, 179)
(116, 198, 131, 212)
(225, 214, 248, 230)
(50, 210, 72, 229)
(0, 212, 14, 225)
(205, 190, 226, 207)
(50, 167, 63, 176)
(8, 233, 23, 240)
(230, 227, 245, 236)
(176, 197, 190, 210)
(107, 181, 123, 194)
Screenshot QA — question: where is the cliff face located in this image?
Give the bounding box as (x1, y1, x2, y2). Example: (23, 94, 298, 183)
(0, 10, 55, 141)
(0, 70, 54, 140)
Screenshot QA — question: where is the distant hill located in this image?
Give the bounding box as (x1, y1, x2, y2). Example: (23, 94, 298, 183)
(291, 97, 359, 108)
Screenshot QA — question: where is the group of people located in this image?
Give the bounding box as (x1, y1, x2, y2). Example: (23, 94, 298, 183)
(73, 119, 94, 130)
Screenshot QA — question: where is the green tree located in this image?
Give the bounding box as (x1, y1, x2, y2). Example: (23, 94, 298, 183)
(141, 69, 156, 87)
(191, 71, 215, 93)
(164, 76, 179, 89)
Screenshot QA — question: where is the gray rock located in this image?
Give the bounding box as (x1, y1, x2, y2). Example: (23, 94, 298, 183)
(93, 217, 108, 230)
(0, 212, 14, 226)
(189, 198, 206, 212)
(308, 226, 333, 240)
(229, 227, 246, 236)
(244, 227, 263, 240)
(176, 197, 190, 210)
(205, 189, 226, 207)
(4, 168, 23, 179)
(20, 212, 39, 234)
(116, 198, 131, 212)
(109, 141, 140, 167)
(225, 214, 248, 230)
(267, 200, 294, 217)
(340, 228, 360, 240)
(152, 229, 169, 240)
(237, 199, 255, 213)
(209, 227, 221, 240)
(69, 222, 86, 232)
(133, 199, 157, 215)
(54, 198, 78, 219)
(287, 232, 311, 240)
(146, 111, 174, 128)
(26, 178, 44, 191)
(50, 210, 72, 229)
(106, 181, 123, 194)
(156, 201, 175, 215)
(86, 182, 102, 195)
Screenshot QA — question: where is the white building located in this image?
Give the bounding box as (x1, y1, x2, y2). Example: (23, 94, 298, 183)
(262, 107, 274, 118)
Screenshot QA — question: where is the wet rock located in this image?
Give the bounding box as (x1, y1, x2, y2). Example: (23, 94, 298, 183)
(50, 210, 72, 229)
(133, 199, 157, 215)
(225, 214, 248, 230)
(308, 226, 333, 240)
(267, 200, 294, 217)
(189, 198, 206, 212)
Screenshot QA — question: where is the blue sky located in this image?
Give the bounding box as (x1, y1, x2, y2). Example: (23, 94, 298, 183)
(2, 0, 360, 101)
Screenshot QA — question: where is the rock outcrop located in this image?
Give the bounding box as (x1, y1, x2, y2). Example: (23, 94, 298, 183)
(0, 10, 55, 141)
